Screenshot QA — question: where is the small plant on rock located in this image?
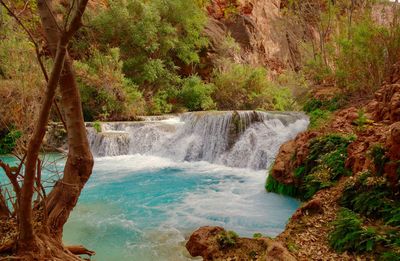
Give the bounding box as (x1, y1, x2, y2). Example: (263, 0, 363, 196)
(217, 230, 239, 249)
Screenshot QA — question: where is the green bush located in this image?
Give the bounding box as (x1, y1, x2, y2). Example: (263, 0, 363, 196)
(295, 134, 354, 200)
(217, 230, 239, 249)
(93, 121, 102, 133)
(149, 89, 175, 115)
(308, 109, 331, 129)
(89, 0, 208, 91)
(212, 64, 294, 111)
(0, 129, 22, 154)
(334, 18, 400, 93)
(253, 233, 263, 239)
(75, 48, 145, 120)
(178, 76, 215, 111)
(354, 109, 368, 131)
(329, 208, 386, 253)
(368, 144, 389, 176)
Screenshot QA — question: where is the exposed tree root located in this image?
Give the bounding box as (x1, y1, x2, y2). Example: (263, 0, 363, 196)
(65, 245, 95, 257)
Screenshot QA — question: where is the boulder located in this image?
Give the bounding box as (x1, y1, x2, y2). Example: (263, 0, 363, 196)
(186, 226, 296, 261)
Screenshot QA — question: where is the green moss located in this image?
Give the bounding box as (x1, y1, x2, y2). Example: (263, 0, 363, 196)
(265, 175, 298, 197)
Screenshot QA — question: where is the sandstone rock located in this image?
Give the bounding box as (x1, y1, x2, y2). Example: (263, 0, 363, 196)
(186, 226, 224, 258)
(271, 131, 317, 184)
(292, 199, 324, 220)
(186, 226, 296, 261)
(203, 0, 303, 72)
(374, 83, 400, 123)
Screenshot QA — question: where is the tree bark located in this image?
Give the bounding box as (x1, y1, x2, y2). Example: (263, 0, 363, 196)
(18, 32, 69, 251)
(0, 189, 10, 218)
(36, 0, 94, 240)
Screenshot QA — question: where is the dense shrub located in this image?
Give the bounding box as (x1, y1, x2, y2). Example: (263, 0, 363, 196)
(0, 129, 22, 154)
(329, 208, 387, 253)
(335, 169, 400, 258)
(88, 0, 208, 91)
(300, 4, 400, 95)
(178, 76, 216, 111)
(334, 18, 400, 93)
(217, 230, 239, 249)
(75, 48, 145, 121)
(212, 64, 294, 111)
(303, 96, 346, 129)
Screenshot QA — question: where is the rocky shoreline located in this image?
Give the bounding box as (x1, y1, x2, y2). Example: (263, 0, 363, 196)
(185, 64, 400, 260)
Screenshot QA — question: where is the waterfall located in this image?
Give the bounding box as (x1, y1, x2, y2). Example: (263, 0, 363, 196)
(86, 111, 309, 170)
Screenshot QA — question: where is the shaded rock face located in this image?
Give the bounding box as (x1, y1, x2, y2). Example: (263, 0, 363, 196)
(203, 0, 301, 72)
(186, 226, 296, 261)
(271, 131, 316, 185)
(372, 83, 400, 123)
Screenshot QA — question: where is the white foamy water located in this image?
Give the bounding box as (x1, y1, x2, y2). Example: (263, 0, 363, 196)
(87, 111, 309, 170)
(62, 111, 309, 260)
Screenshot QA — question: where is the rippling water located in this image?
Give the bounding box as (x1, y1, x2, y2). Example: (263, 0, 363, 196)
(62, 155, 300, 260)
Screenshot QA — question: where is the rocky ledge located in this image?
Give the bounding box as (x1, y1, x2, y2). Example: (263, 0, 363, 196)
(186, 226, 295, 261)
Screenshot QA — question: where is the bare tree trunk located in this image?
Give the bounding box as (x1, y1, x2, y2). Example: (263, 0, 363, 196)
(36, 0, 94, 240)
(14, 0, 91, 254)
(18, 31, 69, 251)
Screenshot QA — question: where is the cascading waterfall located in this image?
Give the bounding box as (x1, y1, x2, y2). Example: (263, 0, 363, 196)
(87, 111, 309, 170)
(60, 111, 310, 261)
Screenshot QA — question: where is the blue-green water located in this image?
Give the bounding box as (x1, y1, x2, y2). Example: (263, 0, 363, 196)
(0, 154, 300, 260)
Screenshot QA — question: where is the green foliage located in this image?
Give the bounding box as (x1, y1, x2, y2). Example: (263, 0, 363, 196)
(385, 206, 400, 227)
(306, 134, 354, 174)
(329, 208, 386, 253)
(301, 5, 400, 94)
(178, 76, 215, 111)
(265, 174, 298, 197)
(341, 171, 400, 224)
(302, 168, 334, 200)
(337, 171, 400, 257)
(75, 48, 145, 121)
(253, 233, 263, 239)
(308, 109, 331, 129)
(368, 144, 389, 176)
(334, 18, 399, 93)
(294, 134, 354, 199)
(217, 230, 239, 249)
(303, 96, 346, 129)
(0, 129, 22, 154)
(212, 64, 294, 111)
(93, 121, 102, 133)
(267, 134, 354, 200)
(89, 0, 208, 91)
(381, 251, 400, 261)
(303, 54, 333, 85)
(294, 166, 305, 178)
(354, 109, 368, 131)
